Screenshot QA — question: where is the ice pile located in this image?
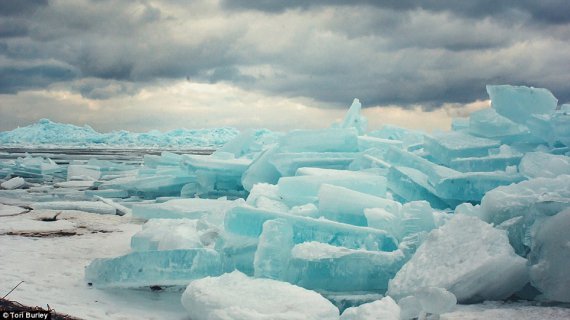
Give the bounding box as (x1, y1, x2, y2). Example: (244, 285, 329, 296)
(0, 118, 276, 148)
(52, 85, 570, 317)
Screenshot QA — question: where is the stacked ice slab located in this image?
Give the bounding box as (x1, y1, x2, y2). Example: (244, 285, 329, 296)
(0, 154, 65, 183)
(85, 85, 570, 317)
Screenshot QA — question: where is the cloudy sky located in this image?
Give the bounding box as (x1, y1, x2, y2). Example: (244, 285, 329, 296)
(1, 0, 569, 133)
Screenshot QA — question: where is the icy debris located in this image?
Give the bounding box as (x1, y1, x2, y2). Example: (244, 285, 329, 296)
(414, 287, 457, 317)
(85, 249, 223, 288)
(388, 215, 528, 303)
(357, 135, 403, 152)
(0, 118, 240, 148)
(279, 128, 358, 153)
(215, 129, 279, 159)
(368, 124, 425, 148)
(54, 180, 96, 189)
(241, 146, 281, 191)
(132, 197, 244, 222)
(67, 164, 101, 181)
(282, 241, 406, 292)
(528, 209, 570, 302)
(340, 296, 400, 320)
(519, 152, 570, 178)
(481, 174, 570, 225)
(84, 189, 128, 198)
(32, 201, 117, 215)
(317, 184, 399, 227)
(451, 117, 469, 131)
(181, 271, 339, 320)
(94, 196, 131, 216)
(131, 219, 219, 251)
(487, 85, 558, 125)
(225, 205, 398, 251)
(424, 131, 500, 165)
(398, 296, 422, 320)
(338, 98, 368, 135)
(1, 177, 25, 190)
(468, 108, 532, 142)
(277, 170, 387, 206)
(69, 83, 570, 314)
(270, 152, 358, 176)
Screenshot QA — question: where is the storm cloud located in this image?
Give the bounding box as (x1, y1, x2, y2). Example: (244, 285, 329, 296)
(0, 0, 569, 122)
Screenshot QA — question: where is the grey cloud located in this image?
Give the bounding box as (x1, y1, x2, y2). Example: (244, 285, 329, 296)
(0, 62, 78, 93)
(1, 0, 570, 110)
(0, 18, 29, 38)
(72, 78, 140, 100)
(221, 0, 570, 24)
(0, 0, 48, 17)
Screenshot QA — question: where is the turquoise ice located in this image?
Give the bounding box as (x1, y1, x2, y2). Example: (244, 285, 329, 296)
(85, 249, 223, 288)
(225, 205, 398, 251)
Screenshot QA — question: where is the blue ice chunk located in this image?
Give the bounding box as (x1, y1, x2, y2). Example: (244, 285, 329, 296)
(388, 215, 528, 303)
(529, 208, 570, 303)
(131, 219, 219, 251)
(348, 148, 392, 172)
(357, 136, 403, 152)
(398, 201, 438, 238)
(435, 171, 525, 202)
(143, 151, 183, 168)
(278, 172, 386, 206)
(338, 99, 367, 135)
(103, 173, 197, 199)
(32, 201, 117, 214)
(496, 216, 529, 256)
(366, 201, 440, 242)
(468, 108, 535, 143)
(215, 233, 258, 275)
(241, 146, 281, 192)
(183, 154, 251, 172)
(85, 249, 222, 288)
(551, 107, 570, 147)
(183, 154, 251, 196)
(381, 146, 457, 183)
(225, 205, 398, 251)
(480, 175, 570, 225)
(87, 158, 135, 173)
(278, 128, 359, 153)
(285, 241, 406, 293)
(519, 152, 570, 178)
(368, 125, 425, 148)
(317, 184, 399, 227)
(67, 164, 101, 181)
(414, 287, 457, 316)
(132, 198, 244, 223)
(245, 183, 289, 212)
(383, 145, 523, 204)
(253, 219, 294, 279)
(451, 118, 469, 131)
(84, 189, 129, 198)
(424, 131, 500, 165)
(386, 166, 454, 210)
(269, 152, 358, 176)
(480, 175, 570, 255)
(12, 155, 65, 178)
(487, 85, 558, 125)
(448, 145, 523, 172)
(215, 129, 278, 159)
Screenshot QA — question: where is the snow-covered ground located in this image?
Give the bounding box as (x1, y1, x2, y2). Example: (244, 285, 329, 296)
(1, 209, 569, 319)
(0, 209, 189, 320)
